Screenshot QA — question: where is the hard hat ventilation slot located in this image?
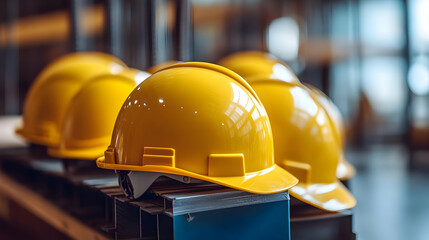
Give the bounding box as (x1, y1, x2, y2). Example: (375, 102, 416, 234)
(104, 147, 116, 164)
(142, 147, 175, 167)
(282, 160, 311, 183)
(208, 154, 245, 177)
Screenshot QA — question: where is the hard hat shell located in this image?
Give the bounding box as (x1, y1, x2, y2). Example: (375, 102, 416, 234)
(16, 52, 127, 147)
(47, 69, 150, 160)
(147, 61, 179, 74)
(249, 78, 356, 211)
(118, 68, 151, 83)
(218, 51, 300, 84)
(97, 62, 298, 194)
(220, 51, 355, 181)
(303, 84, 356, 181)
(27, 52, 126, 92)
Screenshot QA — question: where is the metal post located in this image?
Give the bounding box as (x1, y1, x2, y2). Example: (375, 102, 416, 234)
(107, 0, 124, 59)
(147, 0, 155, 67)
(402, 0, 413, 167)
(175, 0, 192, 61)
(152, 0, 168, 65)
(0, 0, 6, 115)
(4, 0, 19, 115)
(70, 0, 94, 52)
(124, 0, 152, 69)
(352, 0, 365, 146)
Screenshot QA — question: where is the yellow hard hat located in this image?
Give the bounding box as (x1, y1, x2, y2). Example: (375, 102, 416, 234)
(147, 61, 179, 74)
(16, 52, 127, 147)
(303, 84, 356, 181)
(47, 69, 150, 160)
(248, 77, 356, 212)
(97, 62, 298, 195)
(29, 52, 126, 90)
(218, 51, 300, 84)
(118, 68, 151, 83)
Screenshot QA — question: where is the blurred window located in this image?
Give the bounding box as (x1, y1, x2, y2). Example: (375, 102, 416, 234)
(362, 57, 407, 133)
(408, 57, 429, 96)
(360, 0, 405, 52)
(359, 0, 407, 135)
(266, 17, 299, 61)
(409, 0, 429, 54)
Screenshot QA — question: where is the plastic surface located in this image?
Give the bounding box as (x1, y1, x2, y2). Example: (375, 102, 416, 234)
(97, 62, 298, 194)
(116, 68, 151, 85)
(48, 69, 150, 160)
(218, 51, 300, 84)
(304, 84, 356, 180)
(249, 78, 356, 211)
(16, 52, 127, 147)
(147, 61, 179, 74)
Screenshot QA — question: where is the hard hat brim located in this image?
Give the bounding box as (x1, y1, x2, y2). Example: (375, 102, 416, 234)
(289, 181, 356, 212)
(97, 156, 298, 194)
(15, 126, 58, 147)
(337, 157, 356, 181)
(48, 146, 106, 160)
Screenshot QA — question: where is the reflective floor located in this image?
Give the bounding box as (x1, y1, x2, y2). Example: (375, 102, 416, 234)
(348, 144, 429, 240)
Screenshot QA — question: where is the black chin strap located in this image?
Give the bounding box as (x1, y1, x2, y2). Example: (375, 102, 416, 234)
(118, 171, 134, 200)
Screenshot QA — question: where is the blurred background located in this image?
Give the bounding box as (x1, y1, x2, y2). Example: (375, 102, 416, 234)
(0, 0, 428, 239)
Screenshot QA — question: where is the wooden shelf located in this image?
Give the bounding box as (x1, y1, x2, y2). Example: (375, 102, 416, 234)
(0, 171, 109, 240)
